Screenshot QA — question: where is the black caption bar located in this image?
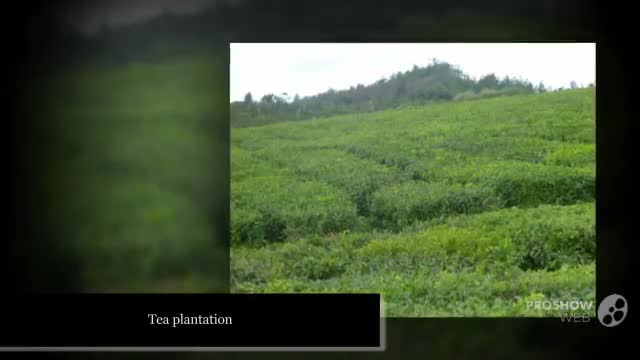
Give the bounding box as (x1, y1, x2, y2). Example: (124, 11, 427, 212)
(1, 294, 383, 350)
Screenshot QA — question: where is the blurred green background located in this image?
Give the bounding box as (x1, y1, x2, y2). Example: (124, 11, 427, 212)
(33, 55, 229, 292)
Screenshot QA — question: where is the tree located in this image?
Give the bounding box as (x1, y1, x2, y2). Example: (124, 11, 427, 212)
(261, 94, 274, 104)
(280, 92, 292, 103)
(500, 76, 512, 89)
(243, 92, 253, 105)
(570, 80, 578, 89)
(231, 60, 539, 127)
(477, 74, 500, 91)
(260, 94, 275, 112)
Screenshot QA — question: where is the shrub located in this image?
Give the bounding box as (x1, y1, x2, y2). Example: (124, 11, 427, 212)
(231, 234, 371, 284)
(544, 143, 595, 167)
(370, 181, 501, 230)
(481, 165, 594, 207)
(453, 90, 478, 101)
(509, 209, 595, 271)
(442, 161, 594, 207)
(259, 148, 402, 216)
(417, 203, 596, 271)
(231, 176, 357, 245)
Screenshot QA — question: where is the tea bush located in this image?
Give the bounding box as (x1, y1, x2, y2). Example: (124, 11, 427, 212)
(231, 89, 595, 316)
(259, 148, 403, 215)
(232, 175, 358, 245)
(370, 181, 501, 230)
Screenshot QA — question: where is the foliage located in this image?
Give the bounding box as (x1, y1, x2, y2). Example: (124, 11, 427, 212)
(230, 60, 547, 127)
(231, 88, 595, 316)
(370, 181, 501, 230)
(232, 174, 358, 246)
(36, 55, 227, 291)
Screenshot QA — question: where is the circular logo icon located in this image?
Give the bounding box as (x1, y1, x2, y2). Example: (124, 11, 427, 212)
(597, 294, 628, 327)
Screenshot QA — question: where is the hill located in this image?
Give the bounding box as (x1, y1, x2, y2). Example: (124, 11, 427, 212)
(231, 60, 549, 128)
(230, 88, 596, 316)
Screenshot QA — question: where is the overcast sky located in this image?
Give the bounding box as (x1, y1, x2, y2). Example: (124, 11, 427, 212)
(230, 43, 596, 102)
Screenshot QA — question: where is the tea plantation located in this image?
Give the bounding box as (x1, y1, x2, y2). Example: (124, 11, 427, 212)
(33, 55, 229, 292)
(231, 88, 595, 316)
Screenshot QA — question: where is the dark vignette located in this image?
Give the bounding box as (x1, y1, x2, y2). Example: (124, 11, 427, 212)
(6, 0, 632, 358)
(9, 1, 85, 292)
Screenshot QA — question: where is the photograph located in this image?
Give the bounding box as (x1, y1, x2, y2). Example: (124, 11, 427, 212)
(230, 43, 596, 317)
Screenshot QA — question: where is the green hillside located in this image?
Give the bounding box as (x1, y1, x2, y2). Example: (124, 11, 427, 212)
(33, 54, 228, 292)
(231, 88, 595, 316)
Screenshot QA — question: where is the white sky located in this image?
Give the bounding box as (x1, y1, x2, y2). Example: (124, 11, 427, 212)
(230, 43, 596, 102)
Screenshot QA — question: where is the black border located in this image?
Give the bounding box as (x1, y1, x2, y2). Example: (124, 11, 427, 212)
(7, 0, 633, 356)
(1, 294, 382, 349)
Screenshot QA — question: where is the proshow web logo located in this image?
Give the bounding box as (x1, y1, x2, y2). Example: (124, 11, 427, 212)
(527, 299, 594, 312)
(525, 294, 628, 327)
(526, 299, 594, 323)
(597, 294, 628, 327)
